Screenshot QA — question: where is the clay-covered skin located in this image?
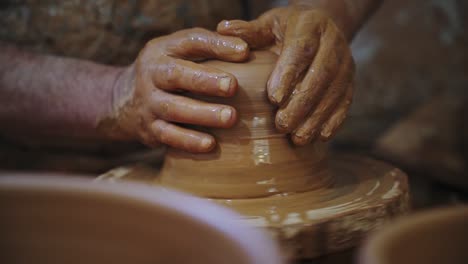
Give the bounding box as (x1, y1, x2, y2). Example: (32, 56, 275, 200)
(217, 6, 355, 145)
(98, 28, 250, 153)
(98, 0, 384, 151)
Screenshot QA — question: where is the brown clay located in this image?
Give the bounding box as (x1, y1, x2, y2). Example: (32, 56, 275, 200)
(360, 206, 468, 264)
(159, 51, 331, 198)
(101, 50, 410, 259)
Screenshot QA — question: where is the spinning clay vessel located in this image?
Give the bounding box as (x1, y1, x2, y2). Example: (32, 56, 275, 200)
(103, 51, 410, 259)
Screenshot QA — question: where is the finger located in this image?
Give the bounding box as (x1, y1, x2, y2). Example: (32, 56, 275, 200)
(216, 19, 274, 49)
(267, 11, 321, 105)
(216, 7, 287, 48)
(149, 119, 216, 153)
(153, 56, 238, 97)
(275, 21, 345, 133)
(150, 90, 237, 128)
(291, 54, 354, 145)
(319, 82, 354, 141)
(165, 28, 249, 62)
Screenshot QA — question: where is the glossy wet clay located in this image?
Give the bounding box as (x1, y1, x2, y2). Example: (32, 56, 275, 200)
(102, 51, 410, 259)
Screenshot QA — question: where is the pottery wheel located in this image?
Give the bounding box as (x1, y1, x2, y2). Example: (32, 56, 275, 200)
(209, 154, 409, 258)
(98, 153, 409, 259)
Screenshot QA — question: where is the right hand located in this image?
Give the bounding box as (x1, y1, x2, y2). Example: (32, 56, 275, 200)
(99, 28, 249, 153)
(217, 7, 355, 146)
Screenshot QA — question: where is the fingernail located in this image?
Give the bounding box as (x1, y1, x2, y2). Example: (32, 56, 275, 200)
(275, 112, 289, 131)
(220, 20, 231, 28)
(235, 42, 248, 53)
(218, 77, 231, 93)
(272, 92, 284, 104)
(200, 137, 214, 149)
(321, 129, 331, 139)
(220, 108, 233, 123)
(293, 134, 309, 146)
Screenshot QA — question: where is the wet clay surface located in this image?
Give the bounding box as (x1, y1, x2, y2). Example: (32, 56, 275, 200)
(101, 153, 409, 259)
(159, 51, 330, 198)
(102, 51, 410, 259)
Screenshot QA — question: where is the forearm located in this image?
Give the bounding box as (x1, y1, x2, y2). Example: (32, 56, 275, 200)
(0, 43, 123, 139)
(289, 0, 383, 40)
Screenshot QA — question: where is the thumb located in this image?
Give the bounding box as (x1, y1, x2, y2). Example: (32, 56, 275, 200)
(217, 19, 274, 49)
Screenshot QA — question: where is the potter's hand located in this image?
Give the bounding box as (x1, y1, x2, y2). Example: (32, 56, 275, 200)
(99, 28, 249, 152)
(217, 6, 355, 145)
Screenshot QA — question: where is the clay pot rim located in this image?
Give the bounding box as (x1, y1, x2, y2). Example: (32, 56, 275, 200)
(0, 174, 283, 264)
(359, 206, 468, 264)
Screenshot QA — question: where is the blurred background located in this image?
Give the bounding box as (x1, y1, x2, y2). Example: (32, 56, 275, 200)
(0, 0, 467, 209)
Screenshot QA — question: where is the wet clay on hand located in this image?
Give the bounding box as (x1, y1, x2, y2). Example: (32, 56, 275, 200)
(154, 51, 410, 259)
(97, 28, 250, 153)
(217, 6, 355, 145)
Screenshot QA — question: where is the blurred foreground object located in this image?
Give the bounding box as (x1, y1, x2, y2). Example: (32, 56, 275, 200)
(360, 206, 468, 264)
(0, 174, 282, 264)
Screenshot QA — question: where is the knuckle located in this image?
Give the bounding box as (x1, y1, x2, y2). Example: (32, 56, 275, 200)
(151, 93, 173, 120)
(186, 27, 212, 41)
(326, 20, 347, 43)
(157, 101, 171, 119)
(302, 9, 322, 19)
(157, 61, 179, 88)
(151, 120, 170, 142)
(156, 124, 171, 143)
(293, 39, 315, 56)
(191, 71, 204, 86)
(140, 39, 164, 58)
(233, 22, 251, 33)
(164, 63, 178, 83)
(143, 38, 160, 50)
(137, 42, 165, 70)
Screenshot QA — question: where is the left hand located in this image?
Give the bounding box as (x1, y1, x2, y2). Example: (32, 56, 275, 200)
(217, 6, 355, 145)
(99, 28, 249, 153)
